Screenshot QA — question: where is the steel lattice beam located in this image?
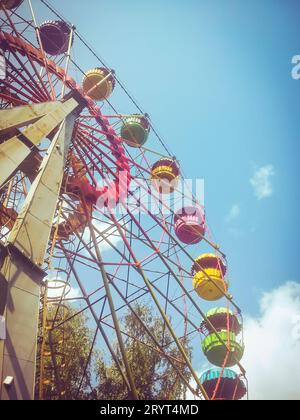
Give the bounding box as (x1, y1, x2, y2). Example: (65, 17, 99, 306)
(0, 101, 78, 400)
(0, 99, 78, 189)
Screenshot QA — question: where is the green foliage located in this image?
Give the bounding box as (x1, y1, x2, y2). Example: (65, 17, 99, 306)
(36, 302, 191, 400)
(95, 304, 191, 400)
(36, 304, 95, 400)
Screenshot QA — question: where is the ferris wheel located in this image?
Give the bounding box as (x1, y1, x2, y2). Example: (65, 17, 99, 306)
(0, 0, 247, 400)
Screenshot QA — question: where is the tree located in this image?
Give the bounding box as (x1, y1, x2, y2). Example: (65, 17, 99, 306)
(35, 303, 95, 400)
(95, 303, 191, 400)
(35, 301, 191, 400)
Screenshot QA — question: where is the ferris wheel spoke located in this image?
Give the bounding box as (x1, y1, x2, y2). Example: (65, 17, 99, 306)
(60, 244, 133, 395)
(5, 48, 50, 101)
(143, 240, 246, 372)
(76, 227, 151, 307)
(60, 26, 75, 99)
(66, 216, 174, 324)
(78, 121, 112, 138)
(71, 141, 100, 186)
(74, 321, 99, 399)
(0, 91, 27, 106)
(5, 59, 48, 102)
(0, 12, 52, 100)
(80, 208, 139, 399)
(135, 203, 241, 312)
(76, 128, 122, 168)
(59, 217, 143, 397)
(75, 134, 114, 178)
(127, 189, 232, 299)
(99, 304, 201, 399)
(0, 76, 41, 103)
(76, 130, 114, 164)
(76, 126, 131, 176)
(28, 0, 56, 100)
(101, 233, 190, 325)
(126, 272, 200, 336)
(119, 205, 223, 320)
(24, 54, 52, 100)
(106, 211, 209, 400)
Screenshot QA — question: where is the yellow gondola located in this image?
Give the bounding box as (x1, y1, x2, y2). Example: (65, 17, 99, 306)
(83, 67, 115, 101)
(192, 253, 228, 300)
(151, 157, 180, 194)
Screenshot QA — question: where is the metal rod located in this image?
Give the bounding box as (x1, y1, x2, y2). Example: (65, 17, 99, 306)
(124, 206, 246, 375)
(61, 25, 75, 98)
(83, 202, 139, 400)
(38, 282, 48, 400)
(27, 0, 56, 100)
(61, 242, 132, 394)
(108, 274, 204, 399)
(109, 212, 209, 400)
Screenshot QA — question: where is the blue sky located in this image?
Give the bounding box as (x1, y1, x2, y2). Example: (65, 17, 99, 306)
(44, 0, 300, 316)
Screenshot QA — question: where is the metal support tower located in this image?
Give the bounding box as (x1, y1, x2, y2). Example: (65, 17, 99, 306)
(0, 98, 79, 399)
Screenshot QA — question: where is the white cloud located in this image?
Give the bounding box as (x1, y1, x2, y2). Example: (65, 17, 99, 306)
(225, 204, 241, 223)
(82, 219, 123, 253)
(187, 282, 300, 400)
(186, 363, 210, 400)
(225, 204, 244, 238)
(250, 165, 275, 200)
(243, 282, 300, 400)
(65, 285, 81, 300)
(46, 279, 81, 302)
